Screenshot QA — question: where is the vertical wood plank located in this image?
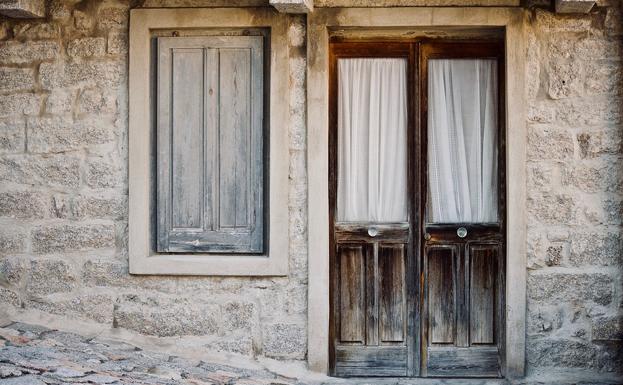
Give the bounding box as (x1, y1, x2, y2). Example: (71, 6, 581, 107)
(338, 245, 366, 343)
(457, 247, 469, 348)
(204, 48, 219, 231)
(470, 244, 497, 345)
(367, 243, 379, 346)
(171, 48, 204, 230)
(379, 244, 406, 343)
(218, 48, 250, 229)
(427, 246, 455, 345)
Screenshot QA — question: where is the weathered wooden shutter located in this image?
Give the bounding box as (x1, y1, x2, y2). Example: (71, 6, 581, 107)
(156, 36, 264, 253)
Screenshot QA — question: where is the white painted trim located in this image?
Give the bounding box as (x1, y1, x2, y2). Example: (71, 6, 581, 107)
(306, 7, 527, 377)
(129, 8, 290, 276)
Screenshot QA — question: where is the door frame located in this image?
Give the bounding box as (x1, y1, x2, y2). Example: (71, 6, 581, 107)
(307, 7, 528, 378)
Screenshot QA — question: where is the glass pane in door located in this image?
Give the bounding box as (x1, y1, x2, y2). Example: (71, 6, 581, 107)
(337, 58, 408, 222)
(427, 59, 499, 224)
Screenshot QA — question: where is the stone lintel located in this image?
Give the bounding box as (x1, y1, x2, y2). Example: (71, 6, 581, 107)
(270, 0, 313, 13)
(0, 0, 45, 18)
(555, 0, 595, 13)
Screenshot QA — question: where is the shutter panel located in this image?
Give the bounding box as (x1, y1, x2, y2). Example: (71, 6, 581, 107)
(157, 36, 264, 253)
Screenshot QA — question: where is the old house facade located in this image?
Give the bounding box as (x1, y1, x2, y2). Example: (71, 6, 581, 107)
(0, 0, 621, 381)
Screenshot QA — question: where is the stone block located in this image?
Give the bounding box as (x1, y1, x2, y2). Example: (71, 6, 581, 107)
(534, 8, 593, 32)
(576, 37, 623, 60)
(26, 259, 76, 295)
(528, 271, 613, 305)
(45, 90, 74, 115)
(0, 67, 35, 93)
(528, 192, 576, 225)
(288, 17, 306, 47)
(570, 231, 623, 266)
(577, 129, 622, 159)
(0, 119, 25, 153)
(82, 260, 128, 287)
(527, 338, 596, 368)
(270, 0, 313, 13)
(212, 336, 254, 355)
(77, 88, 116, 114)
(107, 31, 127, 55)
(0, 0, 45, 18)
(221, 301, 256, 332)
(585, 61, 622, 95)
(26, 294, 114, 324)
(0, 190, 48, 219)
(547, 61, 583, 99)
(527, 305, 564, 335)
(262, 323, 306, 359)
(562, 164, 621, 193)
(114, 295, 220, 337)
(86, 160, 124, 189)
(32, 224, 115, 253)
(0, 155, 80, 189)
(0, 256, 28, 285)
(0, 228, 25, 254)
(555, 0, 596, 13)
(0, 93, 42, 118)
(73, 10, 93, 31)
(97, 6, 128, 29)
(72, 195, 126, 220)
(27, 117, 115, 153)
(40, 60, 125, 90)
(0, 287, 20, 307)
(0, 41, 60, 65)
(12, 22, 60, 39)
(528, 125, 574, 160)
(67, 37, 107, 58)
(592, 315, 623, 341)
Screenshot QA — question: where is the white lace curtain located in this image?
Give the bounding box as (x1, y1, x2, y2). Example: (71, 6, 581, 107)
(427, 59, 499, 223)
(336, 58, 408, 222)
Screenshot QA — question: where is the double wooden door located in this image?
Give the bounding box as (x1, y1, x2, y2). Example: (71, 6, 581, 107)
(329, 40, 505, 378)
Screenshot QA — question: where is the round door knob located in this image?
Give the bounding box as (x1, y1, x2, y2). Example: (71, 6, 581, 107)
(457, 227, 468, 238)
(424, 233, 431, 241)
(368, 227, 378, 237)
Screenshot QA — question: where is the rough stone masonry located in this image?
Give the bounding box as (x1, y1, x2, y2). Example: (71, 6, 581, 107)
(0, 0, 621, 381)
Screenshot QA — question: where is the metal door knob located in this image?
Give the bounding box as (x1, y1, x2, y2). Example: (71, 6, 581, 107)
(368, 227, 378, 237)
(457, 227, 468, 238)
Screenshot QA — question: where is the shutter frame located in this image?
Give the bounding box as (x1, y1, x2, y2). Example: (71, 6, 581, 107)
(156, 35, 264, 254)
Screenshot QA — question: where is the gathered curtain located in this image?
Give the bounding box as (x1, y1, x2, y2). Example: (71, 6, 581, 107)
(336, 58, 408, 223)
(427, 59, 499, 223)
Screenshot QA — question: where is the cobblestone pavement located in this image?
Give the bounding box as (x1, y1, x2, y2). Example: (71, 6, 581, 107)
(0, 322, 310, 385)
(1, 322, 621, 385)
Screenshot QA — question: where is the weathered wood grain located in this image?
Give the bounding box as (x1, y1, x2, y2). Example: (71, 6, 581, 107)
(338, 245, 366, 343)
(156, 36, 264, 253)
(469, 244, 497, 345)
(427, 346, 500, 377)
(427, 245, 455, 344)
(379, 244, 406, 343)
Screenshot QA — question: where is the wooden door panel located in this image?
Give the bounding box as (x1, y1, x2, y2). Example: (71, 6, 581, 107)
(423, 236, 502, 377)
(379, 244, 406, 343)
(427, 346, 500, 377)
(469, 243, 498, 345)
(335, 346, 408, 377)
(337, 244, 368, 344)
(426, 245, 456, 345)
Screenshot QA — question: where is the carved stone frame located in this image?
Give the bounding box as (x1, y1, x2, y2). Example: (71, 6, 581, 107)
(128, 8, 290, 276)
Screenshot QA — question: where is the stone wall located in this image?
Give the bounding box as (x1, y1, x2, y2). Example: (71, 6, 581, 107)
(0, 0, 621, 376)
(525, 4, 623, 373)
(0, 0, 308, 361)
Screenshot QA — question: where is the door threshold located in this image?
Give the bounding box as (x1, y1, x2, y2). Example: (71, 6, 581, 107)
(322, 378, 508, 385)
